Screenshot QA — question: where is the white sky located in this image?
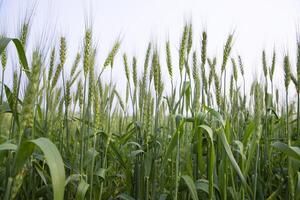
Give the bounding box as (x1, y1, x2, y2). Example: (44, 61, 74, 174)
(1, 0, 300, 100)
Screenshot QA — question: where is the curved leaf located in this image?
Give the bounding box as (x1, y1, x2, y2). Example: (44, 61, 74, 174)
(219, 129, 251, 195)
(13, 137, 65, 200)
(195, 179, 220, 198)
(95, 168, 106, 180)
(65, 174, 81, 186)
(0, 143, 17, 151)
(204, 106, 225, 127)
(75, 179, 89, 200)
(272, 142, 300, 161)
(181, 175, 199, 200)
(0, 37, 29, 77)
(130, 149, 144, 157)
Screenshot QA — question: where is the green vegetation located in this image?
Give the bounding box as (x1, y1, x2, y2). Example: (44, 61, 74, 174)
(1, 20, 300, 200)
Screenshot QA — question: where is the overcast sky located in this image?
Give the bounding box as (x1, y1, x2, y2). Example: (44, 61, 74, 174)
(1, 0, 300, 98)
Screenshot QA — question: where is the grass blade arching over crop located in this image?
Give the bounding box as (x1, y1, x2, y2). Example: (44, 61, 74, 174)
(11, 138, 65, 200)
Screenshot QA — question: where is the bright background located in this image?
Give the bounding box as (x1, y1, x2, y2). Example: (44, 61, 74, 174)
(1, 0, 300, 98)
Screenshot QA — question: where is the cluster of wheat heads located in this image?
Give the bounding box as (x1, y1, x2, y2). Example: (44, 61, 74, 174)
(1, 20, 300, 200)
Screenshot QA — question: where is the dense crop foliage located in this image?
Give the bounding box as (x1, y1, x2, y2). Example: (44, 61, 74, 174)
(1, 19, 300, 200)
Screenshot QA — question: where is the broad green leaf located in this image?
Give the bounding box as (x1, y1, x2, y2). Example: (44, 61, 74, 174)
(196, 179, 209, 194)
(0, 143, 17, 151)
(204, 106, 225, 127)
(75, 179, 89, 200)
(219, 129, 251, 195)
(65, 174, 81, 186)
(272, 142, 300, 161)
(95, 168, 106, 180)
(13, 138, 65, 200)
(181, 175, 199, 200)
(0, 37, 29, 77)
(84, 148, 99, 167)
(199, 125, 213, 141)
(129, 149, 144, 157)
(195, 179, 220, 198)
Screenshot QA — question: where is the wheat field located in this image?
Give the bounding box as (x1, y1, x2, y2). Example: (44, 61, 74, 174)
(0, 15, 300, 200)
